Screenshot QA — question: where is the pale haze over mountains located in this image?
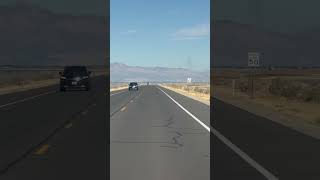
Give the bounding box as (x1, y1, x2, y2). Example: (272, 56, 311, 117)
(110, 63, 209, 83)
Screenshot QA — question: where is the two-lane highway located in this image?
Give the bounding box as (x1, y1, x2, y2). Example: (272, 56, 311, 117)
(110, 85, 210, 180)
(0, 75, 108, 179)
(2, 79, 319, 180)
(111, 85, 320, 180)
(0, 81, 210, 180)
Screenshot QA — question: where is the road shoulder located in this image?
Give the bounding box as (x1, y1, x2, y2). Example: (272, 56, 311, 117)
(213, 90, 320, 140)
(159, 85, 210, 106)
(0, 79, 58, 96)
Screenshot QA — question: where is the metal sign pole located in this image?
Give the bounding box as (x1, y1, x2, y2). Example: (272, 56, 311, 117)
(251, 67, 255, 99)
(248, 52, 260, 99)
(232, 79, 235, 96)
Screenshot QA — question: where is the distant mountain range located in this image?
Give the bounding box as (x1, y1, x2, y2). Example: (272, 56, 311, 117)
(110, 63, 209, 83)
(212, 20, 320, 67)
(0, 3, 107, 66)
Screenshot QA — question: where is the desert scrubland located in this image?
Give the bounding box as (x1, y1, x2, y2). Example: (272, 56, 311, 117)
(212, 68, 320, 125)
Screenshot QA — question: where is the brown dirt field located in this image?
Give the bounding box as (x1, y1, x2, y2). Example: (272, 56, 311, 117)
(212, 68, 320, 126)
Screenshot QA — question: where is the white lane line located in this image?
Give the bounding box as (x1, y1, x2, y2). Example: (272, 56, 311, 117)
(160, 85, 210, 107)
(210, 128, 278, 180)
(0, 90, 56, 109)
(158, 87, 210, 132)
(157, 87, 278, 180)
(110, 90, 126, 96)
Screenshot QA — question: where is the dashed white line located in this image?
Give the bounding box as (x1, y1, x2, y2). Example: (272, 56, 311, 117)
(0, 90, 56, 109)
(157, 87, 278, 180)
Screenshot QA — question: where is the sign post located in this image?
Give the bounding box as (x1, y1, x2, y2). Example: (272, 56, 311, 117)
(248, 52, 260, 98)
(232, 79, 235, 96)
(187, 77, 192, 84)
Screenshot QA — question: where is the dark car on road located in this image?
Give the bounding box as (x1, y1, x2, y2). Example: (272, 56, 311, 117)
(59, 66, 91, 91)
(128, 82, 139, 91)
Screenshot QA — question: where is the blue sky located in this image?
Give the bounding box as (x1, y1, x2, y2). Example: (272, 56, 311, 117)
(111, 0, 210, 71)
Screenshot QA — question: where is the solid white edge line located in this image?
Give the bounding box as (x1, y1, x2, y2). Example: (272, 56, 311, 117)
(0, 90, 56, 109)
(157, 86, 278, 180)
(159, 85, 210, 107)
(158, 87, 210, 132)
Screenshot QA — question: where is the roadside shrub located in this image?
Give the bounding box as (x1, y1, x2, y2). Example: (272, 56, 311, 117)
(269, 78, 301, 98)
(315, 117, 320, 125)
(11, 77, 25, 86)
(302, 88, 320, 103)
(269, 78, 320, 103)
(194, 87, 210, 94)
(183, 86, 190, 92)
(238, 80, 248, 93)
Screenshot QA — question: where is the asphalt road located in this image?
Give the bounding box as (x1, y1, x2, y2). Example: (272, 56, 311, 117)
(110, 85, 210, 180)
(211, 98, 320, 180)
(0, 82, 210, 180)
(0, 75, 108, 179)
(111, 85, 320, 180)
(1, 79, 320, 180)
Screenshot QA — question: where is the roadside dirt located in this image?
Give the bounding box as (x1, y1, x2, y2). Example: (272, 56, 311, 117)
(213, 85, 320, 140)
(160, 84, 210, 106)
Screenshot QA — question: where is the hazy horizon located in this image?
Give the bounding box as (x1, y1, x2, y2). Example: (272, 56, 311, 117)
(110, 62, 209, 72)
(110, 62, 210, 83)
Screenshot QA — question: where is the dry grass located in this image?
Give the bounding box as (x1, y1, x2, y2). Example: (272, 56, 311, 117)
(212, 68, 320, 125)
(0, 71, 59, 88)
(315, 117, 320, 125)
(110, 86, 127, 92)
(110, 83, 128, 92)
(0, 70, 107, 95)
(0, 79, 59, 95)
(161, 83, 210, 105)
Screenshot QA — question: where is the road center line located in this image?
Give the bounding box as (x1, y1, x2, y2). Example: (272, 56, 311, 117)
(157, 87, 278, 180)
(34, 144, 50, 155)
(120, 106, 127, 111)
(0, 90, 56, 109)
(65, 123, 73, 129)
(110, 90, 126, 96)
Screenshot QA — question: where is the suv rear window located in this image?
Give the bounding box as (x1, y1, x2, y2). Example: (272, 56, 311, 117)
(64, 66, 88, 76)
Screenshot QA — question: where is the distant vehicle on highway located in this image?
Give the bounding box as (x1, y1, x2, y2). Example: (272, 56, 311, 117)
(128, 82, 139, 91)
(59, 66, 91, 91)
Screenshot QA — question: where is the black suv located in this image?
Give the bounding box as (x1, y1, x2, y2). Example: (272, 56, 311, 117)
(59, 66, 91, 91)
(128, 82, 138, 91)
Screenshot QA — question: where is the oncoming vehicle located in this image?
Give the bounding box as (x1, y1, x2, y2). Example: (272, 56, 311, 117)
(128, 82, 139, 91)
(59, 66, 91, 91)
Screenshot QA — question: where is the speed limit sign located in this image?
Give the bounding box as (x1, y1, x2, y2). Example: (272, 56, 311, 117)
(248, 52, 260, 67)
